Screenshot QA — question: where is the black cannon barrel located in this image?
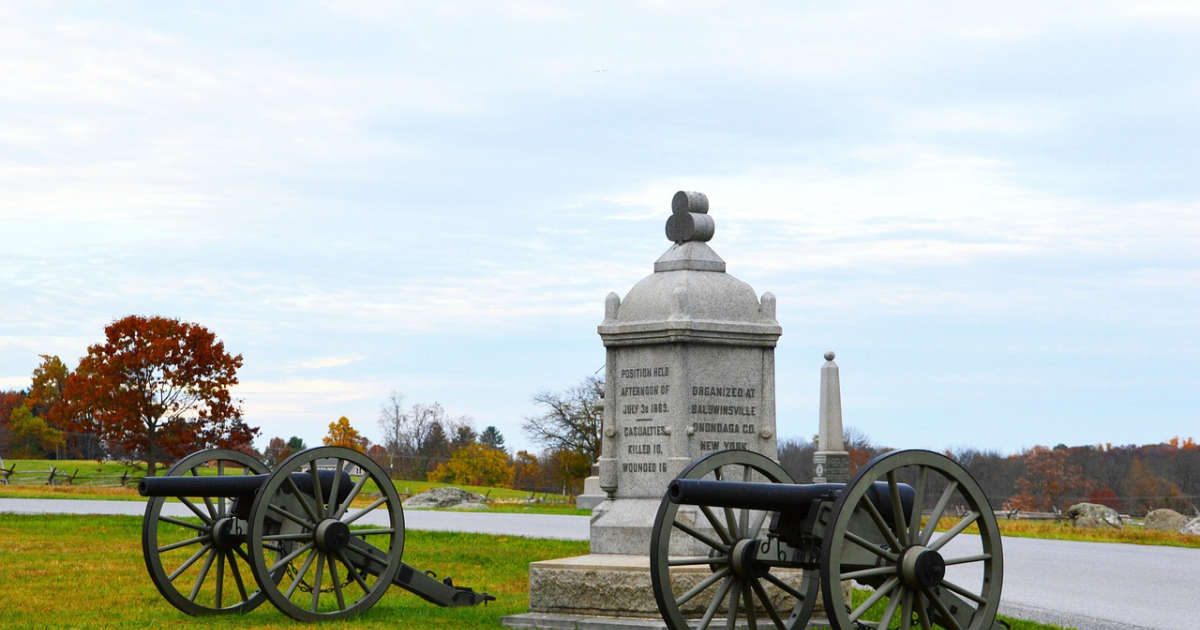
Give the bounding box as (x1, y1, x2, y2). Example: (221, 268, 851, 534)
(139, 469, 354, 502)
(668, 479, 843, 512)
(668, 478, 915, 524)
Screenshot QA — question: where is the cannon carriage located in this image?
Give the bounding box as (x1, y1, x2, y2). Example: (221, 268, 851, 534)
(139, 446, 493, 621)
(651, 449, 1004, 630)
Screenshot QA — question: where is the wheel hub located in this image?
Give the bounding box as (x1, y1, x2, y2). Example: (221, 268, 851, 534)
(211, 517, 246, 551)
(314, 519, 351, 553)
(898, 545, 945, 590)
(730, 539, 769, 579)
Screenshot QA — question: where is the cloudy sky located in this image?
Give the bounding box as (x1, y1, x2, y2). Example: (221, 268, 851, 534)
(2, 2, 1196, 456)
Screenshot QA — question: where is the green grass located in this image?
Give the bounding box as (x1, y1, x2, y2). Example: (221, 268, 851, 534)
(0, 513, 1081, 630)
(0, 513, 587, 630)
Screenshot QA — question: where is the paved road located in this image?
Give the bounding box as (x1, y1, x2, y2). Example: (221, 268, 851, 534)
(5, 498, 1197, 629)
(0, 498, 591, 540)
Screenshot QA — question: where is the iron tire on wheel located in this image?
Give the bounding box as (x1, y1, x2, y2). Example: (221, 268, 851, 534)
(246, 446, 405, 621)
(651, 449, 819, 630)
(820, 449, 1003, 630)
(142, 448, 270, 616)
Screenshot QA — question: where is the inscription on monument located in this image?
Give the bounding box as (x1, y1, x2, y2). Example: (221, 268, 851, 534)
(690, 381, 757, 453)
(616, 364, 671, 474)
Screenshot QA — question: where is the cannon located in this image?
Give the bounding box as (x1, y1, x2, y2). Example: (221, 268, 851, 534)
(139, 446, 493, 621)
(651, 449, 1003, 630)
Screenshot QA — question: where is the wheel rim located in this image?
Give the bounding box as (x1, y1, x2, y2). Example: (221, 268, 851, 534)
(247, 446, 404, 621)
(142, 448, 270, 616)
(821, 450, 1003, 630)
(652, 450, 818, 630)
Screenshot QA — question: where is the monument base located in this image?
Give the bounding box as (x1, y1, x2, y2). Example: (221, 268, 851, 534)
(500, 554, 834, 630)
(576, 476, 607, 511)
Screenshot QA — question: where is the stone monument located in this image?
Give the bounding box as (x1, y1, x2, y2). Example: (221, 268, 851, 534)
(503, 191, 781, 628)
(812, 351, 850, 483)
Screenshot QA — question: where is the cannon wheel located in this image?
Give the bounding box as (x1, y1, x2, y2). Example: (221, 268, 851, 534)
(142, 448, 271, 616)
(651, 450, 818, 630)
(246, 446, 405, 621)
(821, 449, 1003, 630)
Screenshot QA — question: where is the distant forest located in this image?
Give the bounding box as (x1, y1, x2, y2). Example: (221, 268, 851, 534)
(780, 431, 1200, 517)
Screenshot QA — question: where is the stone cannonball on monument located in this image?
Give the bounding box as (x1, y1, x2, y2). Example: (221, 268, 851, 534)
(665, 190, 715, 243)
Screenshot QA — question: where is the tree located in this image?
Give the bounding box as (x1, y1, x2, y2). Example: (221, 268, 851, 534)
(63, 315, 257, 476)
(28, 355, 69, 420)
(1010, 445, 1090, 511)
(523, 376, 603, 462)
(0, 390, 26, 456)
(286, 436, 307, 452)
(428, 443, 515, 488)
(263, 436, 292, 467)
(451, 424, 478, 451)
(323, 416, 366, 453)
(8, 405, 65, 459)
(479, 426, 506, 452)
(1124, 459, 1182, 514)
(511, 450, 546, 491)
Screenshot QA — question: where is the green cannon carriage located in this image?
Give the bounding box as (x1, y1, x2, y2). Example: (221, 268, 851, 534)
(651, 449, 1004, 630)
(139, 446, 493, 621)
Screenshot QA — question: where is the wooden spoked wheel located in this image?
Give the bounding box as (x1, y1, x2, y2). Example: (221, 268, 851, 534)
(142, 448, 270, 615)
(821, 450, 1003, 630)
(651, 450, 819, 630)
(246, 446, 405, 621)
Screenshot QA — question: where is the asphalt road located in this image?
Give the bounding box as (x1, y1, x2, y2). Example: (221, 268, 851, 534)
(4, 498, 1197, 629)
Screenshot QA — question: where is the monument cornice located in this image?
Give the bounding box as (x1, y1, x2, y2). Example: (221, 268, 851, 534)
(598, 320, 781, 347)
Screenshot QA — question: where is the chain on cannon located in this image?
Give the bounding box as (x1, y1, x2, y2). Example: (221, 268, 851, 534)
(139, 446, 494, 621)
(651, 449, 1005, 630)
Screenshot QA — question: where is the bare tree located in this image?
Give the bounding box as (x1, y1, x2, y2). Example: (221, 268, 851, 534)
(377, 393, 463, 478)
(522, 376, 603, 462)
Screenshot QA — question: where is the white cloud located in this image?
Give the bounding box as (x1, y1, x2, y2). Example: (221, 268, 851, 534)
(288, 355, 367, 370)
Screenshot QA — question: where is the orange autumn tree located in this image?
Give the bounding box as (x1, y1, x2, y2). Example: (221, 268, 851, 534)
(64, 315, 256, 476)
(323, 416, 367, 453)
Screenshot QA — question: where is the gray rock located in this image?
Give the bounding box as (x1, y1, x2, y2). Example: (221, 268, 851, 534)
(402, 487, 487, 509)
(1065, 502, 1122, 529)
(1182, 517, 1200, 535)
(1144, 508, 1187, 532)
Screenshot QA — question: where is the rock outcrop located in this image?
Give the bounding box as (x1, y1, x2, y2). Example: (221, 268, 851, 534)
(1065, 502, 1122, 529)
(402, 487, 488, 509)
(1144, 508, 1187, 532)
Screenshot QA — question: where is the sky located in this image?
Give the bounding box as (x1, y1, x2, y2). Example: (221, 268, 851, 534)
(1, 2, 1197, 457)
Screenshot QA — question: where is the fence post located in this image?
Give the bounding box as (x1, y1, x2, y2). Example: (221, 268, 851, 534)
(47, 466, 57, 486)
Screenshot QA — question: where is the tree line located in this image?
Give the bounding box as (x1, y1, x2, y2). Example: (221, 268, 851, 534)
(779, 432, 1200, 516)
(0, 314, 604, 495)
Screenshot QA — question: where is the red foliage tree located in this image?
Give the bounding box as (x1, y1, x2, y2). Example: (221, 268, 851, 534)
(63, 315, 256, 475)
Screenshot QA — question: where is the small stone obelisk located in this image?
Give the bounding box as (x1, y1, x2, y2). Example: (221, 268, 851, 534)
(812, 351, 850, 483)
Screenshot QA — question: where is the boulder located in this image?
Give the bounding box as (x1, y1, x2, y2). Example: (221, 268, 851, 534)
(1065, 502, 1122, 529)
(1182, 517, 1200, 536)
(1144, 508, 1187, 532)
(402, 486, 487, 509)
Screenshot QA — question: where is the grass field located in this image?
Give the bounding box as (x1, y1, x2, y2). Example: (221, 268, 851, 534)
(0, 513, 1075, 630)
(0, 513, 587, 630)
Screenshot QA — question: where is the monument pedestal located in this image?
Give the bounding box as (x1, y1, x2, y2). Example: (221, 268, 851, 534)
(501, 555, 830, 630)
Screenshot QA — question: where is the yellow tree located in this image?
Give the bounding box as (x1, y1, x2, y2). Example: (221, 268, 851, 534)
(428, 443, 514, 488)
(323, 416, 366, 453)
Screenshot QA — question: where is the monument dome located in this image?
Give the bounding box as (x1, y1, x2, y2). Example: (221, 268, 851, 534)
(599, 191, 780, 344)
